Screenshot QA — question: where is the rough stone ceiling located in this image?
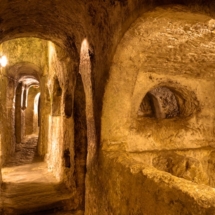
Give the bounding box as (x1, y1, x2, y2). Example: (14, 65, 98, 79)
(6, 62, 42, 81)
(0, 1, 85, 48)
(1, 0, 213, 50)
(0, 1, 214, 67)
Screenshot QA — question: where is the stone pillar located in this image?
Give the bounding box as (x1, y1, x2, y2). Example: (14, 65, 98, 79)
(21, 85, 27, 110)
(25, 87, 40, 135)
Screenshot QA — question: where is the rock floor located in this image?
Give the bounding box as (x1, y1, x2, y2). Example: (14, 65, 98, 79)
(4, 135, 41, 167)
(1, 135, 83, 215)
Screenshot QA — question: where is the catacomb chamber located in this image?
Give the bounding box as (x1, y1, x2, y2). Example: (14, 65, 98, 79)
(1, 2, 215, 214)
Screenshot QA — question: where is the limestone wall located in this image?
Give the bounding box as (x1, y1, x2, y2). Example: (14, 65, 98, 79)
(87, 6, 215, 214)
(102, 6, 215, 151)
(86, 151, 215, 215)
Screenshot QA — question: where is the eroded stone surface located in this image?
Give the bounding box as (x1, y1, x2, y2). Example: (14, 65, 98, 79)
(102, 6, 215, 152)
(86, 151, 215, 215)
(152, 152, 209, 185)
(1, 162, 76, 215)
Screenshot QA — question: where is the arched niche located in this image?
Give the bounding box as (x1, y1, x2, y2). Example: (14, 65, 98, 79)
(138, 85, 199, 120)
(138, 86, 179, 119)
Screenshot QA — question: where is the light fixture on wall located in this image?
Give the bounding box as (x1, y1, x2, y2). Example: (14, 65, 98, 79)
(0, 55, 8, 67)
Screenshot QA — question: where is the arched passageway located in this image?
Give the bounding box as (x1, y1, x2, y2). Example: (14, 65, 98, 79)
(15, 77, 40, 143)
(0, 37, 87, 214)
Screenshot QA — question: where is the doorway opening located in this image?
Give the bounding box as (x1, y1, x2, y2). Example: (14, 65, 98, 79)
(7, 78, 41, 167)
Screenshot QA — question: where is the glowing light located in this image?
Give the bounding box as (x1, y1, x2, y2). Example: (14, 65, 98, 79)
(81, 39, 89, 53)
(0, 55, 8, 67)
(34, 93, 40, 114)
(48, 41, 55, 62)
(47, 79, 51, 87)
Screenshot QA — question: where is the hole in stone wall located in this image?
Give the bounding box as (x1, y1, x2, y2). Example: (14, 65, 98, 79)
(64, 90, 73, 118)
(52, 77, 62, 116)
(138, 84, 200, 120)
(138, 86, 179, 119)
(15, 82, 23, 144)
(63, 148, 71, 168)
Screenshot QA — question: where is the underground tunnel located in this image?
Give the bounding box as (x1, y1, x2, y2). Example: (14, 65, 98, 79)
(1, 1, 215, 215)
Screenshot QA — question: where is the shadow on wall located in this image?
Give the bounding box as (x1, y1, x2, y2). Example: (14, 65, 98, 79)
(52, 77, 62, 116)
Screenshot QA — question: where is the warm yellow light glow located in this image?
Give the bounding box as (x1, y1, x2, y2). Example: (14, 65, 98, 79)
(34, 93, 40, 114)
(0, 55, 8, 67)
(81, 39, 89, 53)
(48, 42, 55, 61)
(47, 79, 51, 87)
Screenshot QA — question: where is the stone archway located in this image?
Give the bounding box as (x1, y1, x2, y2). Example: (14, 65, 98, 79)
(0, 37, 87, 214)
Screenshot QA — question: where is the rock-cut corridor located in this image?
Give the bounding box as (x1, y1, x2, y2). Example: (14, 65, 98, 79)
(2, 1, 215, 214)
(0, 135, 83, 215)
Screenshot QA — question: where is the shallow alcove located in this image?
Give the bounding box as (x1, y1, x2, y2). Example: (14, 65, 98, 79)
(64, 89, 73, 118)
(152, 151, 209, 186)
(137, 85, 200, 121)
(15, 82, 23, 144)
(51, 77, 62, 116)
(124, 82, 202, 154)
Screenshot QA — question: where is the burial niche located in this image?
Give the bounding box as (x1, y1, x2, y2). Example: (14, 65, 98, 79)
(138, 86, 179, 119)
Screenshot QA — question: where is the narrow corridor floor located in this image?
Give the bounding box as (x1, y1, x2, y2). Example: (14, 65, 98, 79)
(1, 136, 83, 215)
(4, 135, 41, 167)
